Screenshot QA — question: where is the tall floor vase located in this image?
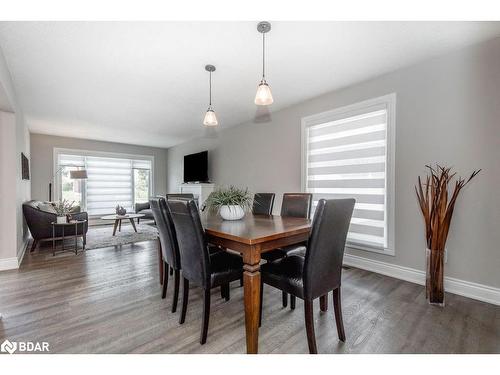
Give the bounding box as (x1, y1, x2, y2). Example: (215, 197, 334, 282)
(426, 248, 445, 306)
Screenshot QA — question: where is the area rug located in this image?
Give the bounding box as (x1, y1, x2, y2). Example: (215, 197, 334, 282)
(85, 223, 158, 250)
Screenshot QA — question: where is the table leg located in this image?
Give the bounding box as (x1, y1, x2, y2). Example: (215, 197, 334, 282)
(52, 224, 55, 256)
(112, 219, 119, 236)
(119, 219, 122, 232)
(243, 248, 261, 354)
(129, 218, 138, 232)
(74, 222, 78, 255)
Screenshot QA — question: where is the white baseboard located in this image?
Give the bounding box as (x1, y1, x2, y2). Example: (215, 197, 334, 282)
(343, 253, 500, 306)
(0, 257, 19, 271)
(0, 238, 29, 271)
(17, 238, 29, 267)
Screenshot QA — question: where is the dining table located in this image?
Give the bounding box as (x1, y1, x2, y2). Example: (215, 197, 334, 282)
(201, 213, 312, 354)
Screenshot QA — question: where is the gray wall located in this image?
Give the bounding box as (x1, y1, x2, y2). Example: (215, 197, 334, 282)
(30, 134, 169, 202)
(0, 46, 31, 264)
(167, 37, 500, 289)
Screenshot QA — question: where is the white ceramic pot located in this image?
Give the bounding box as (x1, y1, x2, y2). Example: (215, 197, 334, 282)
(56, 215, 67, 224)
(219, 205, 245, 221)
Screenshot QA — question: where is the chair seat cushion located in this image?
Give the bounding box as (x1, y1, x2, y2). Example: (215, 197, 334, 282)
(209, 251, 243, 288)
(261, 255, 305, 299)
(284, 245, 306, 257)
(139, 208, 155, 219)
(261, 243, 307, 262)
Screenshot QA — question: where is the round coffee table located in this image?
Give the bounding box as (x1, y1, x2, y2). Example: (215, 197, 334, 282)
(101, 214, 145, 236)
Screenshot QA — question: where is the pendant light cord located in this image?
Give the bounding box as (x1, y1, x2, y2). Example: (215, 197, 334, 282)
(262, 33, 266, 80)
(209, 70, 212, 107)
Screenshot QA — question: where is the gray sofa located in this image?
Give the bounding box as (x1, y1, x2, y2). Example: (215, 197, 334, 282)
(135, 202, 155, 223)
(23, 200, 88, 252)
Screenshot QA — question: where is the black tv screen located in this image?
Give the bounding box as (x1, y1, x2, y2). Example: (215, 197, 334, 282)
(184, 151, 208, 183)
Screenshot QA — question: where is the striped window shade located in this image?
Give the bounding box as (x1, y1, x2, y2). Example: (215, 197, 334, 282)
(303, 95, 395, 252)
(58, 154, 85, 167)
(57, 152, 152, 216)
(85, 156, 135, 216)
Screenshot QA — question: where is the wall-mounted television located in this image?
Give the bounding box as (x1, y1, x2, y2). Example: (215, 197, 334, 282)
(183, 151, 209, 183)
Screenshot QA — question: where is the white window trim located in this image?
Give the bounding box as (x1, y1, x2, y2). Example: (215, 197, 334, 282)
(53, 147, 155, 214)
(301, 93, 396, 256)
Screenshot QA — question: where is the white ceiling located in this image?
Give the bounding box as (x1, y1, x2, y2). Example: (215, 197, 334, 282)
(0, 21, 499, 148)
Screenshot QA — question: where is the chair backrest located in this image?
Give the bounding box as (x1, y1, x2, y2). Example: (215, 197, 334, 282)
(281, 193, 313, 219)
(167, 199, 210, 288)
(252, 193, 275, 215)
(150, 197, 181, 270)
(166, 193, 195, 200)
(303, 199, 355, 300)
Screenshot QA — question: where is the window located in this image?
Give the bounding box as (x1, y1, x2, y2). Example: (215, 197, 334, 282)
(59, 154, 85, 208)
(302, 94, 395, 255)
(56, 150, 153, 216)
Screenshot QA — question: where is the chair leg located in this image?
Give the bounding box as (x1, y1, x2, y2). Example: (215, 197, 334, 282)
(157, 241, 163, 285)
(259, 280, 264, 327)
(290, 295, 296, 310)
(221, 283, 230, 301)
(282, 291, 288, 308)
(240, 277, 243, 287)
(332, 287, 346, 342)
(320, 294, 328, 312)
(304, 299, 318, 354)
(220, 283, 228, 300)
(179, 277, 189, 324)
(137, 218, 140, 224)
(172, 270, 180, 313)
(170, 266, 174, 276)
(200, 288, 211, 345)
(161, 262, 169, 299)
(30, 239, 38, 252)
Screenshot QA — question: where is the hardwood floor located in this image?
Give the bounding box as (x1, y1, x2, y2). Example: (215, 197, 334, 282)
(0, 240, 499, 354)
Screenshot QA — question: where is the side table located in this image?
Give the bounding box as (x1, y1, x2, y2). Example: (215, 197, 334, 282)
(51, 220, 87, 256)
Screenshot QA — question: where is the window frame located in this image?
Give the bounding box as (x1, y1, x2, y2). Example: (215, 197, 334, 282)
(301, 93, 396, 256)
(53, 148, 155, 216)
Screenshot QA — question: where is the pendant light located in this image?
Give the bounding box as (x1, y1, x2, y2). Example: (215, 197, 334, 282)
(203, 64, 218, 126)
(254, 21, 273, 106)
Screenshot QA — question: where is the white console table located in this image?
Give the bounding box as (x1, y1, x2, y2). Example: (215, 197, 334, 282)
(179, 183, 215, 209)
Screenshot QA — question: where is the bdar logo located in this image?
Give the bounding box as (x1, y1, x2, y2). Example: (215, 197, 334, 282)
(1, 339, 17, 354)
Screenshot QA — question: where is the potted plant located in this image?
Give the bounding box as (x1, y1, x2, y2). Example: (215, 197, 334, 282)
(53, 199, 76, 223)
(415, 165, 480, 306)
(206, 186, 252, 221)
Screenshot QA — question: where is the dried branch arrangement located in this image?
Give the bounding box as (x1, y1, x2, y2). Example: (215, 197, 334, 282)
(53, 199, 76, 216)
(415, 165, 480, 304)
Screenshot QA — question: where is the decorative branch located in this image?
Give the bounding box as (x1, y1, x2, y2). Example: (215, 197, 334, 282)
(415, 165, 480, 251)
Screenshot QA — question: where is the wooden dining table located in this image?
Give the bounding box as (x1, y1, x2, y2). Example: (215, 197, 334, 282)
(202, 213, 312, 354)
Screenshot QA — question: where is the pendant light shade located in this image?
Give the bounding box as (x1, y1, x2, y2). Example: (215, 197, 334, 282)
(203, 64, 218, 127)
(255, 21, 273, 106)
(203, 108, 218, 126)
(255, 80, 273, 106)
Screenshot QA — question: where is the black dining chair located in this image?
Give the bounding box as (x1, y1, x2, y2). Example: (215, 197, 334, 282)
(252, 193, 275, 215)
(261, 193, 313, 307)
(167, 199, 243, 345)
(150, 197, 182, 313)
(259, 198, 355, 354)
(166, 193, 195, 200)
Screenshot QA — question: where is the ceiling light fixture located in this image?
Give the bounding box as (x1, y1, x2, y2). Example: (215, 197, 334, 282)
(203, 64, 218, 126)
(254, 21, 273, 106)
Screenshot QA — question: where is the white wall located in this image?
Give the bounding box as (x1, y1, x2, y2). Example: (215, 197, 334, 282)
(0, 46, 31, 269)
(167, 37, 500, 291)
(30, 134, 169, 202)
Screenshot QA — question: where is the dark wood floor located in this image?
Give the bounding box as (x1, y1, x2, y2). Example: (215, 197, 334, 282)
(0, 240, 499, 354)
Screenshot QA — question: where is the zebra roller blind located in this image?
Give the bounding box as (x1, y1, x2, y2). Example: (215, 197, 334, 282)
(303, 95, 395, 252)
(58, 152, 152, 216)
